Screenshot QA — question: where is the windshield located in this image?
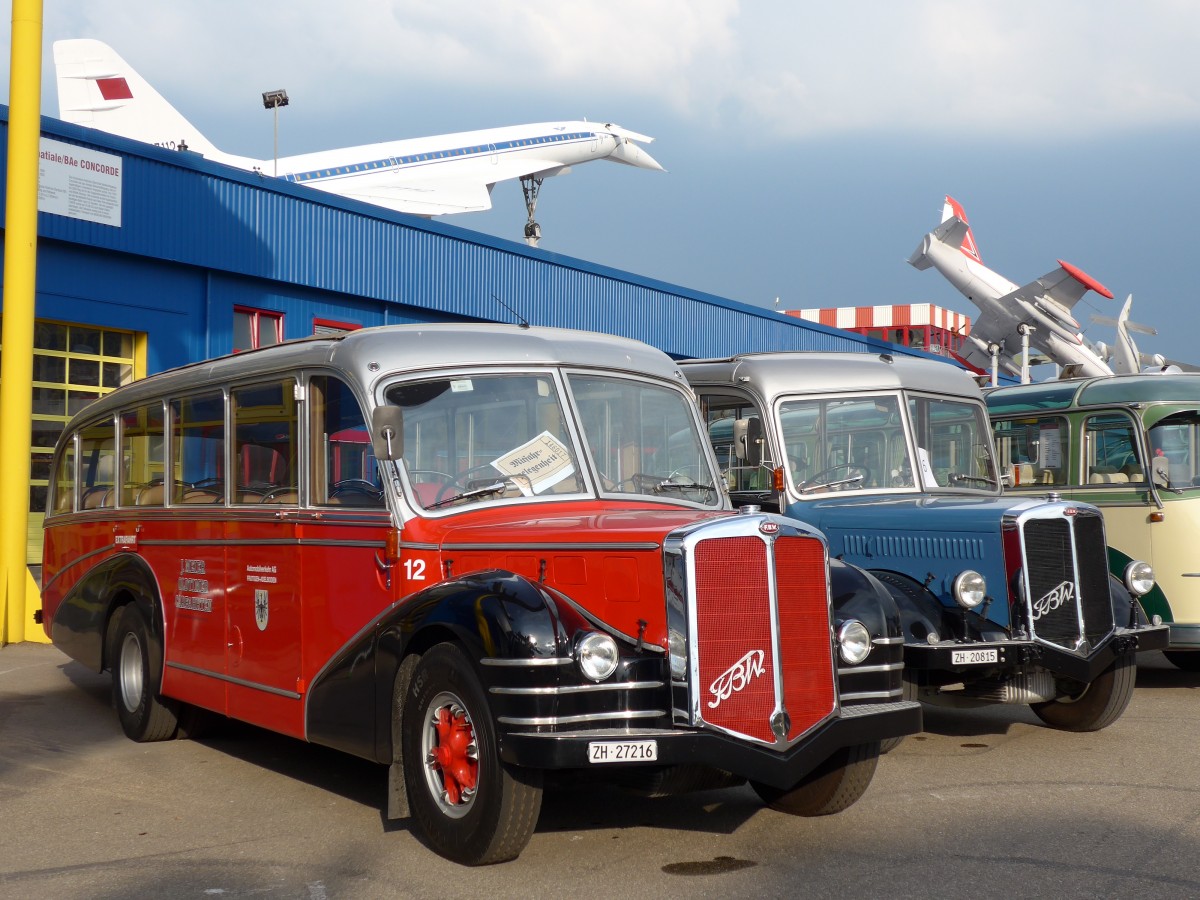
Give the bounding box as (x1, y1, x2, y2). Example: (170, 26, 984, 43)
(776, 392, 997, 495)
(1148, 413, 1200, 491)
(777, 395, 914, 494)
(569, 373, 720, 506)
(907, 395, 998, 492)
(384, 371, 719, 510)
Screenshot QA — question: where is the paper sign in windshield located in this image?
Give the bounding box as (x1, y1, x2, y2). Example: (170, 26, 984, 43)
(491, 431, 575, 495)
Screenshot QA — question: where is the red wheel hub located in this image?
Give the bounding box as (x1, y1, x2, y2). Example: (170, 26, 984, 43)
(430, 706, 478, 804)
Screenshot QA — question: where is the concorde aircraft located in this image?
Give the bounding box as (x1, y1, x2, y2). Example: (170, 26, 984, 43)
(53, 39, 664, 244)
(908, 196, 1115, 378)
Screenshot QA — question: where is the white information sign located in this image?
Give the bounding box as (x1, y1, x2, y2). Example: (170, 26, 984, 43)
(490, 431, 576, 496)
(1039, 426, 1062, 468)
(917, 446, 940, 488)
(38, 138, 123, 227)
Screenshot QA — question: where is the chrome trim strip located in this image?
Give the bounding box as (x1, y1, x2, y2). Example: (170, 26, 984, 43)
(442, 542, 660, 552)
(166, 661, 301, 699)
(872, 636, 906, 646)
(139, 538, 385, 550)
(489, 680, 664, 696)
(839, 689, 901, 702)
(498, 709, 665, 726)
(480, 657, 572, 667)
(838, 661, 904, 675)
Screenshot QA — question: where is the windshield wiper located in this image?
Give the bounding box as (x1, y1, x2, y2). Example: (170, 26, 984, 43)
(950, 473, 997, 487)
(798, 474, 863, 494)
(653, 478, 717, 497)
(426, 480, 508, 510)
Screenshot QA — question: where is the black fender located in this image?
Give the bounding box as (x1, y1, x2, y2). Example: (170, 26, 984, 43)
(48, 552, 164, 673)
(305, 569, 565, 764)
(1108, 572, 1150, 628)
(829, 559, 902, 640)
(869, 569, 953, 645)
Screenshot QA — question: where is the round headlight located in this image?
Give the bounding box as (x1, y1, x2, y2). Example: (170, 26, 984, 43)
(838, 620, 872, 665)
(1124, 560, 1155, 596)
(953, 570, 987, 610)
(576, 632, 619, 681)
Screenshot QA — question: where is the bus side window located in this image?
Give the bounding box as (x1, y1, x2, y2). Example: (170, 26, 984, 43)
(120, 403, 165, 506)
(233, 380, 299, 504)
(1084, 414, 1140, 486)
(79, 418, 116, 509)
(310, 375, 381, 507)
(172, 391, 226, 503)
(50, 443, 77, 514)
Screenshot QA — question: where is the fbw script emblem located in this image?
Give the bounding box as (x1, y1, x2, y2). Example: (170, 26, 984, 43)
(708, 649, 766, 709)
(254, 590, 269, 631)
(1032, 581, 1074, 621)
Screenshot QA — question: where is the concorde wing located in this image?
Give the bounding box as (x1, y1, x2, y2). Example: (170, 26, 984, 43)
(997, 259, 1114, 331)
(323, 178, 495, 217)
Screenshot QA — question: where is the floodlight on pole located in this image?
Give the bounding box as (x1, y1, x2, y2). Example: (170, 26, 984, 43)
(261, 89, 289, 177)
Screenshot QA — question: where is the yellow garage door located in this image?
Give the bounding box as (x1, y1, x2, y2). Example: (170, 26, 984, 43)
(26, 321, 143, 564)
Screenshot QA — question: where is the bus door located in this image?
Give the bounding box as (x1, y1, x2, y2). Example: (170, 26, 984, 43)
(300, 376, 396, 691)
(164, 391, 230, 710)
(224, 380, 305, 734)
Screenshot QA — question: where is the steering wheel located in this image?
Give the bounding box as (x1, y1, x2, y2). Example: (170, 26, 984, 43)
(804, 464, 870, 490)
(330, 478, 379, 492)
(611, 472, 663, 494)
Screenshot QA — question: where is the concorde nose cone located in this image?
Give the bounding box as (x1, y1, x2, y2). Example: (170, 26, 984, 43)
(608, 138, 665, 171)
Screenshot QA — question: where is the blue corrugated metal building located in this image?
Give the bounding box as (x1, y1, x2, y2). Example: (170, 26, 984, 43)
(4, 106, 939, 562)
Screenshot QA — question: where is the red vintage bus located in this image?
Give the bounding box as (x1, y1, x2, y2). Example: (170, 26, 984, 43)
(40, 324, 918, 864)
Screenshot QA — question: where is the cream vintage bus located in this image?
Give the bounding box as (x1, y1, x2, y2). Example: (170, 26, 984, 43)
(987, 373, 1199, 669)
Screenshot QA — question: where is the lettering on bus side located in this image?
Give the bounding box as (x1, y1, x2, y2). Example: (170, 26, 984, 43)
(176, 558, 213, 613)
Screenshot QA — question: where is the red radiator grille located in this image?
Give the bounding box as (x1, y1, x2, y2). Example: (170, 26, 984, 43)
(774, 536, 836, 740)
(693, 536, 777, 743)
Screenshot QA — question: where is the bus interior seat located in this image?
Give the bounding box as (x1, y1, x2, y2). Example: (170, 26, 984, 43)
(262, 489, 299, 504)
(82, 486, 112, 509)
(135, 483, 165, 506)
(179, 488, 222, 504)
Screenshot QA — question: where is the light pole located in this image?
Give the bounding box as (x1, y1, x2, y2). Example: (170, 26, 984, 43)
(261, 89, 289, 177)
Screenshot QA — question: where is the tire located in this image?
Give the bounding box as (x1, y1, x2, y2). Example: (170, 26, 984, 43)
(109, 605, 179, 742)
(879, 675, 919, 754)
(401, 643, 543, 865)
(1031, 652, 1137, 732)
(752, 741, 880, 816)
(1164, 650, 1200, 673)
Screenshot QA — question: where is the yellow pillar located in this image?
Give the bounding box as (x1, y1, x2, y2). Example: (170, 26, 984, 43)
(1, 0, 44, 645)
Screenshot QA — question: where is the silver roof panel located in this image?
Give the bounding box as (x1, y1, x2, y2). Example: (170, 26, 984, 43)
(680, 352, 980, 400)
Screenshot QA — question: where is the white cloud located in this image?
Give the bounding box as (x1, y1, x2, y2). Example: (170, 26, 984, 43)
(12, 0, 1200, 145)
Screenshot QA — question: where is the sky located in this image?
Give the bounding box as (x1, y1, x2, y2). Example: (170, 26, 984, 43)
(8, 0, 1200, 365)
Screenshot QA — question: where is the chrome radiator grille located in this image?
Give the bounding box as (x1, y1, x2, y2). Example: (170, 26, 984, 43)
(666, 516, 837, 748)
(1018, 507, 1114, 653)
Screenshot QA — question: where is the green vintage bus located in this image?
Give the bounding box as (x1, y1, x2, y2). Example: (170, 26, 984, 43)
(987, 374, 1200, 670)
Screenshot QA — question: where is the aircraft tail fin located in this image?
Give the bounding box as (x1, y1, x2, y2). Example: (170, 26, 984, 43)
(53, 39, 224, 160)
(908, 195, 982, 270)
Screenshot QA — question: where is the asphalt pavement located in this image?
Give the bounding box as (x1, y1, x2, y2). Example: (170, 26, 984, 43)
(3, 642, 1200, 899)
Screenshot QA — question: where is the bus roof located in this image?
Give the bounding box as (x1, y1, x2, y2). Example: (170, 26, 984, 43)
(986, 373, 1200, 415)
(66, 323, 686, 425)
(680, 352, 979, 400)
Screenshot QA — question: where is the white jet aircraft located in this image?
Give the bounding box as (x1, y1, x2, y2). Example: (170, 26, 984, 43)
(53, 39, 664, 244)
(908, 196, 1115, 378)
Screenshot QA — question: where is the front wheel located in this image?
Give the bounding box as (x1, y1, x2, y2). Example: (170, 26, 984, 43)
(1031, 652, 1136, 732)
(401, 643, 543, 865)
(109, 604, 179, 742)
(751, 741, 880, 816)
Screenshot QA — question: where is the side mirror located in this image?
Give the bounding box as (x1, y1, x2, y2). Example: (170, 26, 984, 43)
(370, 406, 404, 461)
(733, 417, 763, 466)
